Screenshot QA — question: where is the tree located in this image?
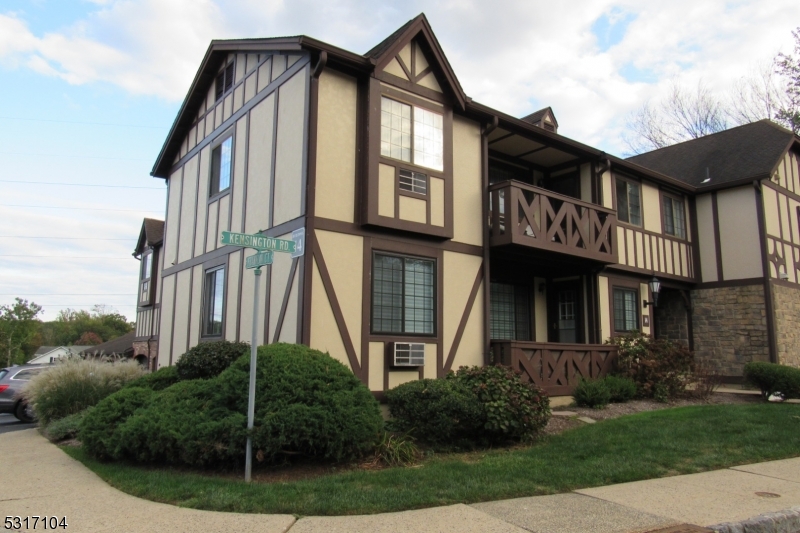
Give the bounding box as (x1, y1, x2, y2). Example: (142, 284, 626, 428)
(624, 81, 728, 154)
(774, 27, 800, 134)
(0, 299, 43, 367)
(728, 62, 786, 126)
(76, 331, 103, 345)
(39, 306, 133, 347)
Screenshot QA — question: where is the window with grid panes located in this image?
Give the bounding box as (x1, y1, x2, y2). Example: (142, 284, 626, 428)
(215, 62, 234, 101)
(399, 169, 427, 194)
(616, 178, 642, 226)
(372, 253, 435, 335)
(490, 283, 530, 340)
(613, 288, 638, 332)
(662, 195, 686, 239)
(210, 136, 232, 195)
(380, 97, 443, 172)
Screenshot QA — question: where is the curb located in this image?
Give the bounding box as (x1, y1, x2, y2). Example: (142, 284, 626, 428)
(710, 506, 800, 533)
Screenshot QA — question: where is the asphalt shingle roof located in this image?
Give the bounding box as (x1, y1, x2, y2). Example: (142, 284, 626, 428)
(626, 120, 794, 188)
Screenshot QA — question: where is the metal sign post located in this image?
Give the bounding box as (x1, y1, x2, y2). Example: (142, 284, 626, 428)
(221, 230, 304, 483)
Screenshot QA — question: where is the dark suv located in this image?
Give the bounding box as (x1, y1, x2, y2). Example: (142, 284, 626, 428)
(0, 364, 51, 422)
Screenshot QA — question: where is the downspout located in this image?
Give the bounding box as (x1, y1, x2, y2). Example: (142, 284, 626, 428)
(753, 179, 779, 363)
(482, 115, 498, 365)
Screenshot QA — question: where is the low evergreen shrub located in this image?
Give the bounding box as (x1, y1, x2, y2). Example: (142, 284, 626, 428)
(385, 378, 484, 448)
(603, 375, 637, 403)
(123, 365, 179, 391)
(44, 408, 92, 442)
(574, 378, 611, 408)
(175, 340, 250, 381)
(80, 387, 155, 459)
(23, 359, 144, 424)
(744, 362, 800, 399)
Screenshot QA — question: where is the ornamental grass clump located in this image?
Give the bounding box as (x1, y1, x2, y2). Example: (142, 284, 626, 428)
(23, 358, 144, 425)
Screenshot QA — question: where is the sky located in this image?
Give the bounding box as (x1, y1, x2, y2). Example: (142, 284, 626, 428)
(0, 0, 798, 323)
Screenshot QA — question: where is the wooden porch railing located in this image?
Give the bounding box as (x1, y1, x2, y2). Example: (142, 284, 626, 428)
(491, 341, 618, 396)
(489, 180, 618, 263)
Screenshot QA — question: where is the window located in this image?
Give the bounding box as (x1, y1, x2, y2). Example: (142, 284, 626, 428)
(616, 178, 642, 226)
(662, 195, 686, 239)
(380, 97, 443, 171)
(490, 283, 531, 341)
(11, 368, 44, 381)
(202, 266, 225, 337)
(399, 169, 427, 194)
(215, 62, 234, 101)
(210, 136, 233, 196)
(140, 251, 153, 305)
(372, 253, 435, 335)
(613, 288, 638, 332)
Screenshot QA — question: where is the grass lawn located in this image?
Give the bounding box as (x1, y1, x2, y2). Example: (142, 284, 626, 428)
(62, 403, 800, 516)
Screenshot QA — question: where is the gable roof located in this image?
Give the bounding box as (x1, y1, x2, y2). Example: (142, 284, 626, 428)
(134, 218, 164, 256)
(521, 107, 558, 128)
(33, 346, 58, 356)
(626, 120, 796, 189)
(80, 331, 135, 357)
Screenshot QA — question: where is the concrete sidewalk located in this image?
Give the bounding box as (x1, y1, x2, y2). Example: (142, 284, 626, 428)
(2, 429, 800, 533)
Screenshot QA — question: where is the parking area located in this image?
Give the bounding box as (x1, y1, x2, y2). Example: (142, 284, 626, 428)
(0, 413, 35, 434)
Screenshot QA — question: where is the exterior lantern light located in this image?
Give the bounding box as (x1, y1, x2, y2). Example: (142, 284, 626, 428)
(643, 276, 661, 308)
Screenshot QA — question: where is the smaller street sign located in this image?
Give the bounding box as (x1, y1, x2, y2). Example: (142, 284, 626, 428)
(291, 228, 306, 258)
(221, 231, 296, 253)
(245, 251, 274, 269)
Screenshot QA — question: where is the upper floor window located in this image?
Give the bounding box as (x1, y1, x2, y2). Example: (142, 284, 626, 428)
(380, 97, 443, 171)
(210, 135, 232, 196)
(140, 251, 153, 305)
(662, 195, 686, 239)
(202, 266, 225, 337)
(372, 253, 435, 335)
(490, 282, 531, 341)
(616, 178, 641, 226)
(613, 287, 638, 332)
(215, 62, 234, 101)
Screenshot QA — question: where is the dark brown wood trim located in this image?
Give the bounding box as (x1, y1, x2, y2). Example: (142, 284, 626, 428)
(693, 277, 763, 289)
(443, 264, 484, 374)
(688, 196, 702, 282)
(395, 52, 412, 81)
(268, 86, 280, 228)
(754, 182, 778, 363)
(236, 249, 244, 342)
(360, 236, 372, 387)
(312, 238, 361, 374)
(168, 270, 178, 366)
(605, 273, 644, 337)
(191, 150, 201, 259)
(313, 216, 482, 256)
(414, 65, 433, 83)
(172, 167, 185, 267)
(273, 257, 299, 343)
(481, 122, 493, 363)
(263, 260, 272, 346)
(375, 71, 449, 105)
(185, 266, 194, 353)
(380, 84, 445, 111)
(711, 192, 724, 282)
(605, 263, 695, 285)
(161, 216, 305, 277)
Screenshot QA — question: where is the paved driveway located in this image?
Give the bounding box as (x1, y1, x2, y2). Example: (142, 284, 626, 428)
(0, 413, 35, 434)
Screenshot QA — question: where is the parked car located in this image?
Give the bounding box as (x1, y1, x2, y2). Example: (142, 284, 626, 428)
(0, 364, 52, 422)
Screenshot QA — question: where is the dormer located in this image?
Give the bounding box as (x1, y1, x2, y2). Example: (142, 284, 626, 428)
(521, 107, 558, 134)
(133, 218, 164, 308)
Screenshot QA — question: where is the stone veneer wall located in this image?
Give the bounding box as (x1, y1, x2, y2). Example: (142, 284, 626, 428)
(691, 284, 769, 377)
(772, 282, 800, 368)
(654, 289, 689, 346)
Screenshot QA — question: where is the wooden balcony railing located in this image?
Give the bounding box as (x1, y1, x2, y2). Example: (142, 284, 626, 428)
(489, 180, 617, 263)
(491, 341, 618, 396)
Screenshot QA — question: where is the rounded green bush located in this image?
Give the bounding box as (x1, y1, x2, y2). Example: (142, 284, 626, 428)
(79, 387, 154, 460)
(385, 378, 484, 448)
(453, 365, 550, 443)
(220, 343, 383, 464)
(744, 362, 800, 399)
(175, 340, 250, 381)
(574, 378, 611, 408)
(603, 375, 637, 403)
(123, 365, 179, 391)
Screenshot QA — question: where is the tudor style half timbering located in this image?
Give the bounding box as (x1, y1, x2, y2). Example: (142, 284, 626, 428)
(140, 14, 800, 395)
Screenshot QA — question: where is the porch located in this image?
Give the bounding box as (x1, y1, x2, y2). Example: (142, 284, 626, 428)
(491, 340, 618, 396)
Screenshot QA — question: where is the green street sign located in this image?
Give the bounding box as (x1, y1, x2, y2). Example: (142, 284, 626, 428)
(220, 231, 296, 253)
(245, 251, 273, 269)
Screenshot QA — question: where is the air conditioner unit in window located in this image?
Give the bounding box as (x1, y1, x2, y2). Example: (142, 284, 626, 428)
(391, 342, 425, 367)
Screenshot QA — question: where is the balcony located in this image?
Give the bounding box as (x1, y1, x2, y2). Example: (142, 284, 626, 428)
(489, 180, 617, 264)
(491, 341, 618, 396)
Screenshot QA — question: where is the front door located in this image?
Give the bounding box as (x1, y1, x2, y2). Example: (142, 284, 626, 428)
(547, 280, 583, 343)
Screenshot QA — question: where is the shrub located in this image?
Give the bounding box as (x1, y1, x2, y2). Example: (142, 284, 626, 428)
(23, 359, 144, 424)
(574, 378, 611, 408)
(604, 375, 637, 403)
(221, 343, 383, 464)
(692, 360, 723, 400)
(610, 331, 694, 399)
(175, 340, 250, 381)
(386, 378, 485, 448)
(123, 365, 179, 391)
(44, 408, 92, 442)
(82, 343, 383, 467)
(453, 365, 550, 443)
(80, 387, 155, 459)
(744, 362, 800, 399)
